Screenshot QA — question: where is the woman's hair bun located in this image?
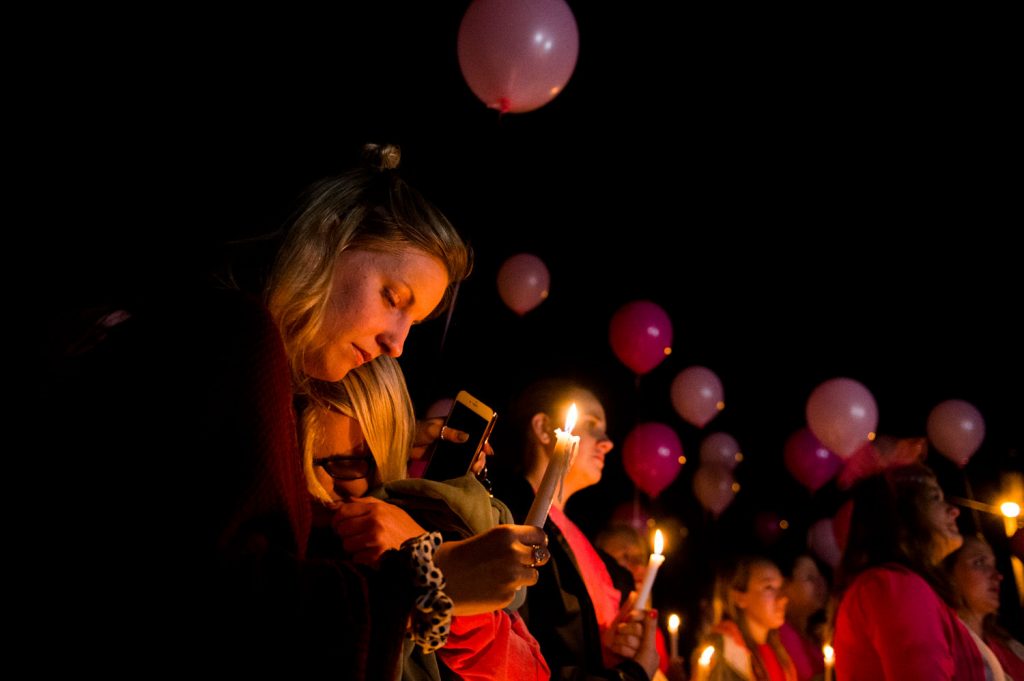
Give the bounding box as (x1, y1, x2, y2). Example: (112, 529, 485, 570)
(362, 143, 402, 171)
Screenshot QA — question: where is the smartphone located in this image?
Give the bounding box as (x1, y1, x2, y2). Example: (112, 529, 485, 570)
(422, 390, 497, 482)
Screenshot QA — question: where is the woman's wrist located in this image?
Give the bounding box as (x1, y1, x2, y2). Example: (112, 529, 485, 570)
(401, 531, 453, 653)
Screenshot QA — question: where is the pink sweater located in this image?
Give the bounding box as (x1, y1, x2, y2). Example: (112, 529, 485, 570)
(834, 565, 983, 681)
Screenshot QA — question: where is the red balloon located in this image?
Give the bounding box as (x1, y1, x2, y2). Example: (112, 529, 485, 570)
(692, 464, 736, 518)
(671, 366, 724, 428)
(783, 428, 842, 493)
(754, 511, 785, 546)
(622, 422, 683, 498)
(806, 377, 878, 458)
(609, 301, 673, 375)
(926, 399, 985, 467)
(497, 253, 550, 315)
(457, 0, 579, 113)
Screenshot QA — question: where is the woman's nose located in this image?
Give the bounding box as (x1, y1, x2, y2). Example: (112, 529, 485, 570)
(378, 320, 412, 357)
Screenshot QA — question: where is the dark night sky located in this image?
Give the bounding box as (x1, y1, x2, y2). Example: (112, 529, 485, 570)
(44, 2, 1020, 641)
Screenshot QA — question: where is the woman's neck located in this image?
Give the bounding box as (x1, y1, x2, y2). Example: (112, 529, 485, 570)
(958, 609, 985, 637)
(745, 619, 770, 645)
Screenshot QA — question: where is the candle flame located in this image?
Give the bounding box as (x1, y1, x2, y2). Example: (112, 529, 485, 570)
(565, 403, 578, 434)
(823, 644, 834, 664)
(699, 645, 715, 666)
(668, 613, 680, 633)
(1001, 501, 1021, 518)
(653, 529, 664, 555)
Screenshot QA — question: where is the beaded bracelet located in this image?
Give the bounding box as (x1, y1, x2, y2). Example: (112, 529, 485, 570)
(403, 532, 453, 654)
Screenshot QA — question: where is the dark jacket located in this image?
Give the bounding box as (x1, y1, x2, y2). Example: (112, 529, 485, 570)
(493, 476, 650, 681)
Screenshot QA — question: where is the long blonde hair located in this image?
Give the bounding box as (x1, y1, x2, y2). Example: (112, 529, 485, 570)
(266, 144, 471, 393)
(301, 355, 415, 504)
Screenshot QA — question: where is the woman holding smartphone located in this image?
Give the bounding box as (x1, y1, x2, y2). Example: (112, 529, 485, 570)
(303, 356, 551, 680)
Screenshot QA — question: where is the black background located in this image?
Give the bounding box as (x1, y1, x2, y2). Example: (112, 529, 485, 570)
(43, 2, 1021, 647)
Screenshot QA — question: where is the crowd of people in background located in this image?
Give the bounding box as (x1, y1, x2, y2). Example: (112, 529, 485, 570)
(47, 145, 1023, 680)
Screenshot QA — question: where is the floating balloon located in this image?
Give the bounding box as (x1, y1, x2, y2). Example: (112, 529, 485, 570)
(699, 432, 742, 471)
(692, 464, 736, 518)
(497, 253, 550, 315)
(622, 422, 684, 498)
(807, 517, 842, 568)
(784, 428, 842, 493)
(609, 301, 673, 375)
(457, 0, 579, 113)
(754, 511, 785, 546)
(926, 399, 985, 467)
(671, 366, 724, 428)
(806, 377, 878, 458)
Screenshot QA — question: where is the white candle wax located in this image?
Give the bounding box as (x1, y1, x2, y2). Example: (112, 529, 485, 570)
(525, 404, 579, 528)
(634, 529, 665, 608)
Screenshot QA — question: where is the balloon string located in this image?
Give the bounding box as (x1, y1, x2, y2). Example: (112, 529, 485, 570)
(963, 474, 983, 533)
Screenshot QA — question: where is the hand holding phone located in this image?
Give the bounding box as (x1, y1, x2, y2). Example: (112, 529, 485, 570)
(422, 391, 497, 482)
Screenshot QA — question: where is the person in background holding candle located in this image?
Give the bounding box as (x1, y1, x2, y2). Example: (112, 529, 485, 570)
(598, 525, 678, 678)
(776, 552, 829, 681)
(493, 378, 661, 680)
(832, 462, 981, 680)
(694, 555, 796, 681)
(945, 534, 1024, 680)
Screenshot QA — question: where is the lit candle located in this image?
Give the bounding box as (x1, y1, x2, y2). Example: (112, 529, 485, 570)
(667, 613, 680, 660)
(634, 529, 665, 608)
(696, 645, 715, 681)
(525, 404, 580, 528)
(823, 644, 834, 681)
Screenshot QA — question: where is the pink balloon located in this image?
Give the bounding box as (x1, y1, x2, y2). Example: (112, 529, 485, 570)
(622, 422, 683, 499)
(457, 0, 579, 113)
(609, 301, 673, 375)
(610, 501, 652, 533)
(807, 517, 842, 568)
(699, 432, 742, 471)
(497, 253, 550, 315)
(692, 464, 736, 518)
(671, 366, 724, 428)
(783, 428, 842, 493)
(926, 399, 985, 467)
(806, 377, 879, 458)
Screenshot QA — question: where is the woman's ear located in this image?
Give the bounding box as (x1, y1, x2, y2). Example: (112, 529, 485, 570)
(730, 587, 749, 611)
(530, 412, 552, 445)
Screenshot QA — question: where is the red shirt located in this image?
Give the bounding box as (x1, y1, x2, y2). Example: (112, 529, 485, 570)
(759, 643, 789, 681)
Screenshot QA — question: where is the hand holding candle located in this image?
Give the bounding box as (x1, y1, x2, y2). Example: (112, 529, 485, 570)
(634, 529, 665, 608)
(667, 613, 680, 660)
(525, 404, 580, 528)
